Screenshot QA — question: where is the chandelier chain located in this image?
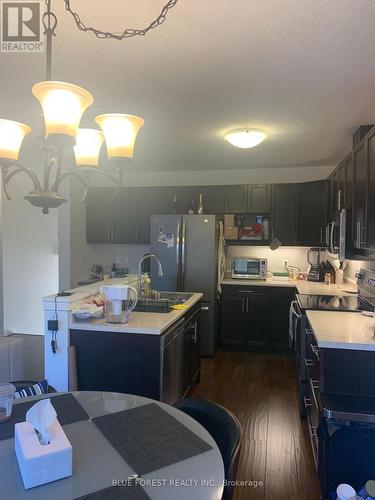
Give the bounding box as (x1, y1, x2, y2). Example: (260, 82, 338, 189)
(42, 0, 58, 36)
(63, 0, 179, 40)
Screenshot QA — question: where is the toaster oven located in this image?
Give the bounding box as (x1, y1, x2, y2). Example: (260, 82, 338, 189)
(231, 257, 267, 280)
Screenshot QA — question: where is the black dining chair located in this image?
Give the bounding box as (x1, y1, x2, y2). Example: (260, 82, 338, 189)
(10, 380, 57, 394)
(174, 398, 242, 500)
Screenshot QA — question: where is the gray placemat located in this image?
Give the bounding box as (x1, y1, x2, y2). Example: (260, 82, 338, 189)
(0, 393, 89, 441)
(74, 485, 150, 500)
(93, 403, 212, 476)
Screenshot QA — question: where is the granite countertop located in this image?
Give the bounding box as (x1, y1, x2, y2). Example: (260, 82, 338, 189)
(221, 277, 357, 295)
(69, 292, 203, 335)
(306, 310, 375, 350)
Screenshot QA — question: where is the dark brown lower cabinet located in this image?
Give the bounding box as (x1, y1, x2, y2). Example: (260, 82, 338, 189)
(220, 285, 295, 351)
(71, 303, 202, 404)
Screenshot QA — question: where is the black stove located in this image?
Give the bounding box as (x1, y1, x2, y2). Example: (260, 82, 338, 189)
(296, 293, 372, 312)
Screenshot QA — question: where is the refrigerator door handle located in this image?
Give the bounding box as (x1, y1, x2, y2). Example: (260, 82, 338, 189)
(176, 219, 181, 290)
(181, 220, 186, 291)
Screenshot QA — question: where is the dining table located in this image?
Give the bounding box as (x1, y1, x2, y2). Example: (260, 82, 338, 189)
(0, 391, 225, 500)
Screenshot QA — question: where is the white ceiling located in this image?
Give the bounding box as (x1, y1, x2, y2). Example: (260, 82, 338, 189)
(2, 0, 375, 172)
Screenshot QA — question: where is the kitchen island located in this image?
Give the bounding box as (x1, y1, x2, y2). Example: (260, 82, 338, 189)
(42, 276, 203, 404)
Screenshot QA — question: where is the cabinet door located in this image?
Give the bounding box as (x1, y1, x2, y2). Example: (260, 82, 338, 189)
(247, 184, 271, 213)
(366, 131, 375, 249)
(271, 184, 298, 244)
(244, 291, 268, 348)
(345, 153, 354, 210)
(86, 188, 115, 243)
(352, 140, 368, 249)
(112, 189, 140, 243)
(224, 185, 248, 213)
(196, 186, 225, 214)
(220, 293, 245, 345)
(337, 162, 346, 210)
(296, 180, 328, 246)
(329, 169, 338, 217)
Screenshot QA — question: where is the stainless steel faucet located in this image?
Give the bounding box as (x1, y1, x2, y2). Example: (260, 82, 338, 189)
(137, 254, 163, 295)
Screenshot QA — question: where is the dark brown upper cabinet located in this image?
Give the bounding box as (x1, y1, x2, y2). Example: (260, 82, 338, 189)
(224, 184, 271, 213)
(247, 184, 271, 212)
(352, 139, 368, 250)
(366, 130, 375, 250)
(271, 184, 298, 245)
(224, 185, 248, 213)
(296, 180, 328, 246)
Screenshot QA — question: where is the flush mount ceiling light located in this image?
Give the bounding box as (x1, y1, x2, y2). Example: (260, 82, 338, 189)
(0, 0, 178, 213)
(224, 129, 267, 149)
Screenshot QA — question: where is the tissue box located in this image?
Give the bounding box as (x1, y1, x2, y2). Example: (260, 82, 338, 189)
(15, 419, 72, 489)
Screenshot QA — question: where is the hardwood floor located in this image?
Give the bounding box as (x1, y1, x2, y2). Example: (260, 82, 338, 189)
(190, 351, 321, 500)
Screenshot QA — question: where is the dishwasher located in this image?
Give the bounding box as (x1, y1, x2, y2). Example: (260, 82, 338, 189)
(160, 308, 201, 405)
(160, 317, 186, 405)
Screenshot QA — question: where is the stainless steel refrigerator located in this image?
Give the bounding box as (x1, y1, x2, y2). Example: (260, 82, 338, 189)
(150, 214, 219, 356)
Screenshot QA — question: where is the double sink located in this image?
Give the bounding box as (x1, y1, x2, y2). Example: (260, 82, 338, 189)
(133, 291, 194, 313)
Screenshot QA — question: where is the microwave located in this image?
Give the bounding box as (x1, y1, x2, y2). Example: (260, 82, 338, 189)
(231, 257, 267, 280)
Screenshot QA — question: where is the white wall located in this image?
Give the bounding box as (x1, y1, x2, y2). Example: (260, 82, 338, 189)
(2, 164, 59, 335)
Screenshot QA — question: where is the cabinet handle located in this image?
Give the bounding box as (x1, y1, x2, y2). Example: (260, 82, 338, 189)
(136, 225, 140, 241)
(201, 305, 209, 311)
(236, 290, 254, 294)
(311, 379, 319, 389)
(311, 344, 319, 360)
(304, 396, 312, 408)
(305, 357, 314, 368)
(241, 297, 244, 313)
(246, 297, 249, 313)
(337, 189, 341, 211)
(320, 227, 323, 243)
(111, 227, 114, 240)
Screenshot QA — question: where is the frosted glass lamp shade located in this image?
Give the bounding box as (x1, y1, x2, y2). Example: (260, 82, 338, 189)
(95, 114, 144, 159)
(0, 119, 31, 161)
(224, 129, 267, 148)
(73, 129, 104, 167)
(32, 81, 93, 141)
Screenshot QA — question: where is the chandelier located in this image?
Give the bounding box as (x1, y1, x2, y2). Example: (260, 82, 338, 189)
(0, 0, 178, 214)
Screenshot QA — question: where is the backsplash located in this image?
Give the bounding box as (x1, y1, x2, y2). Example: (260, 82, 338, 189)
(225, 246, 311, 274)
(226, 246, 375, 283)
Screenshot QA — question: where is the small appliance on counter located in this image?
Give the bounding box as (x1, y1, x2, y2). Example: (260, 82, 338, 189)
(101, 285, 138, 324)
(231, 257, 267, 280)
(307, 247, 325, 282)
